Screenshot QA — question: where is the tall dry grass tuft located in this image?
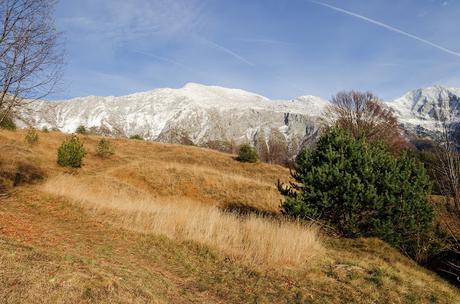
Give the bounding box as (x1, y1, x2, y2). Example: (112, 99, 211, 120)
(42, 175, 323, 268)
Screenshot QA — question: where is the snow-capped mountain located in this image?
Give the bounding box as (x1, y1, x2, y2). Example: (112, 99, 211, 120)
(20, 83, 329, 150)
(19, 83, 460, 152)
(389, 86, 460, 134)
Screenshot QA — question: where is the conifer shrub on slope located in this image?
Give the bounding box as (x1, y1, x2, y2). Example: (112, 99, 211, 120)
(279, 127, 435, 261)
(236, 144, 259, 163)
(96, 138, 114, 158)
(57, 135, 86, 168)
(129, 134, 144, 140)
(75, 125, 87, 135)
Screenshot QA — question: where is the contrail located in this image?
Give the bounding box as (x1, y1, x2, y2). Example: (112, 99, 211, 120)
(238, 38, 294, 46)
(308, 0, 460, 58)
(131, 49, 197, 73)
(202, 38, 254, 66)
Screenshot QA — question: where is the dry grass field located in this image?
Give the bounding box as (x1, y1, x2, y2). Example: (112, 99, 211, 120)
(42, 174, 322, 267)
(1, 129, 460, 303)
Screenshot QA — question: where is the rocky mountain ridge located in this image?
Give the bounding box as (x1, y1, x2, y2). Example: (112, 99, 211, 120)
(19, 83, 460, 155)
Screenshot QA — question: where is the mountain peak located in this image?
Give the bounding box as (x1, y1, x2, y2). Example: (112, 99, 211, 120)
(405, 85, 460, 100)
(21, 84, 460, 150)
(389, 85, 460, 130)
(176, 82, 271, 106)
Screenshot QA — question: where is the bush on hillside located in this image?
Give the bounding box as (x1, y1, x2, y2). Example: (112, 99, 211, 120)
(0, 113, 16, 130)
(129, 134, 144, 140)
(96, 138, 114, 158)
(41, 126, 49, 133)
(236, 144, 259, 163)
(57, 135, 86, 168)
(278, 127, 435, 260)
(24, 127, 39, 145)
(75, 125, 87, 134)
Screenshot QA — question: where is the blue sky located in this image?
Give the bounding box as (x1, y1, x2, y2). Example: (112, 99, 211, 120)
(53, 0, 460, 100)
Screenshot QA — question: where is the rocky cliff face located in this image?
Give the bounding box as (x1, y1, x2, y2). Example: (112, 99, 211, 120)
(19, 83, 329, 154)
(389, 86, 460, 135)
(18, 83, 460, 154)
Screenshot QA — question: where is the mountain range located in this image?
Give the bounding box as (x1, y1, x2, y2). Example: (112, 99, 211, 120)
(19, 83, 460, 155)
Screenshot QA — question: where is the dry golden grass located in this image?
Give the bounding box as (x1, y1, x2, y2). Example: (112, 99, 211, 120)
(2, 129, 460, 303)
(0, 129, 288, 211)
(42, 174, 323, 268)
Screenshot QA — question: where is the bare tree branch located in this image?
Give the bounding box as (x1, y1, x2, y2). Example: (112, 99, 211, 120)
(323, 90, 407, 152)
(432, 106, 460, 213)
(0, 0, 63, 124)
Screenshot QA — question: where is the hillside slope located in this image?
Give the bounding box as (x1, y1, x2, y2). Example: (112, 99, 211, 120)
(1, 129, 459, 303)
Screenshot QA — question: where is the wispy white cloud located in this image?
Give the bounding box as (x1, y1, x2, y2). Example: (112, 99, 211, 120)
(308, 0, 460, 58)
(60, 0, 205, 43)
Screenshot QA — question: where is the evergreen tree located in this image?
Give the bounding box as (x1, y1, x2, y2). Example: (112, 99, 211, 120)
(57, 135, 86, 168)
(236, 144, 259, 163)
(96, 138, 114, 158)
(279, 128, 434, 258)
(129, 134, 143, 140)
(75, 125, 87, 135)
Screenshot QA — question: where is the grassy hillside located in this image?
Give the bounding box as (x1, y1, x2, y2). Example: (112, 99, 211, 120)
(1, 129, 459, 303)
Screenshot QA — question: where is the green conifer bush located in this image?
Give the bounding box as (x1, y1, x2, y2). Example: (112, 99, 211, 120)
(75, 125, 87, 134)
(129, 134, 144, 140)
(57, 135, 86, 168)
(279, 128, 434, 259)
(96, 138, 114, 158)
(236, 144, 259, 163)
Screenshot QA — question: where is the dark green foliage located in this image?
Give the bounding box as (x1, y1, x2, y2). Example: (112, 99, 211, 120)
(57, 135, 86, 168)
(236, 144, 259, 163)
(405, 149, 441, 195)
(129, 134, 144, 140)
(96, 138, 114, 158)
(0, 113, 16, 130)
(75, 125, 87, 134)
(24, 128, 39, 145)
(41, 126, 49, 133)
(279, 128, 434, 259)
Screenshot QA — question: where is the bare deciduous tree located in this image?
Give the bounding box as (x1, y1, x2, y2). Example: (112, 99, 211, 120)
(433, 112, 460, 213)
(323, 90, 407, 152)
(267, 128, 289, 165)
(0, 0, 62, 124)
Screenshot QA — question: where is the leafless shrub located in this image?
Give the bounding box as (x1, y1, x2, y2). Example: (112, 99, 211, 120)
(324, 91, 407, 152)
(432, 115, 460, 213)
(267, 128, 289, 165)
